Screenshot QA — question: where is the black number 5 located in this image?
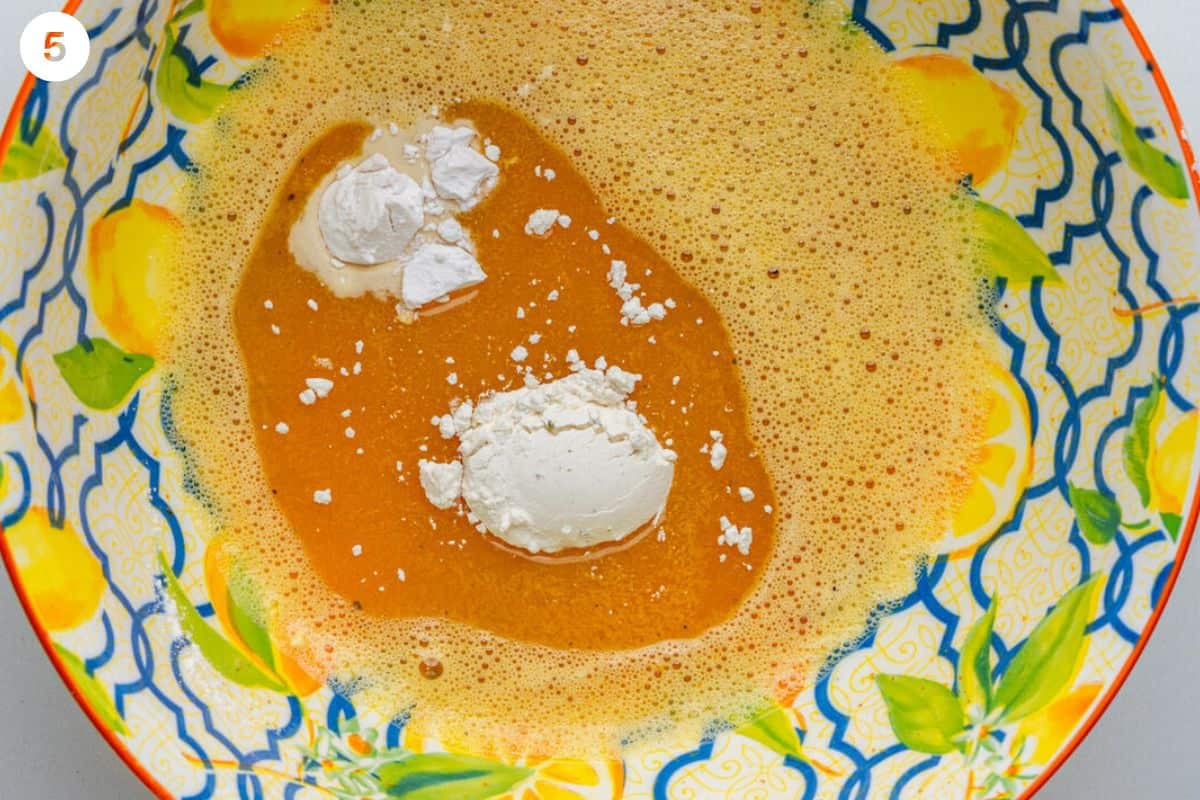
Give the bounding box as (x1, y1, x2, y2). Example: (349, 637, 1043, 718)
(43, 31, 65, 63)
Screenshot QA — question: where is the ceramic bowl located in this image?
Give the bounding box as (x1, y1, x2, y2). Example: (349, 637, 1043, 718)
(2, 1, 1197, 798)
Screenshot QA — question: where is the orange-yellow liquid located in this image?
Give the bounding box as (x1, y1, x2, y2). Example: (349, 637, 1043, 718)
(234, 104, 775, 649)
(168, 0, 997, 756)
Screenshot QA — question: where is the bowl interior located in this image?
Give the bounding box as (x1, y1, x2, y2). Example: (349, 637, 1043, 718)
(1, 1, 1197, 798)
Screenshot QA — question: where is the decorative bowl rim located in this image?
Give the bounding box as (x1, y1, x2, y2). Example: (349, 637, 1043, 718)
(0, 1, 1196, 798)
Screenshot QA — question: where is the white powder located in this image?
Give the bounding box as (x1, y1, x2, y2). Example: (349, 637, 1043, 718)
(318, 153, 425, 264)
(289, 119, 499, 312)
(436, 217, 465, 244)
(606, 259, 671, 327)
(401, 243, 487, 308)
(305, 377, 334, 398)
(428, 365, 675, 553)
(418, 459, 463, 510)
(275, 422, 289, 434)
(708, 430, 727, 470)
(425, 125, 474, 160)
(738, 486, 755, 502)
(524, 208, 560, 236)
(510, 345, 529, 362)
(717, 515, 753, 556)
(313, 488, 332, 505)
(430, 138, 499, 208)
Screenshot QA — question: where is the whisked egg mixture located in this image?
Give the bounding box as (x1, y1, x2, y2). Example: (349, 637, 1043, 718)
(167, 0, 996, 757)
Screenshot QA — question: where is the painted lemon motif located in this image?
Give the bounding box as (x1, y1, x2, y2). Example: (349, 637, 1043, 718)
(1013, 682, 1103, 765)
(1149, 409, 1197, 516)
(938, 364, 1033, 554)
(208, 0, 327, 59)
(894, 53, 1025, 186)
(6, 507, 105, 631)
(87, 201, 181, 358)
(399, 726, 622, 800)
(204, 536, 322, 696)
(0, 331, 25, 424)
(489, 758, 623, 800)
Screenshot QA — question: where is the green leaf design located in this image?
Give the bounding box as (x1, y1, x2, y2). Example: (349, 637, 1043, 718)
(227, 588, 277, 673)
(377, 753, 533, 800)
(172, 0, 204, 21)
(993, 575, 1102, 725)
(875, 675, 965, 755)
(973, 200, 1064, 287)
(53, 338, 154, 411)
(957, 599, 997, 715)
(157, 552, 289, 693)
(221, 561, 278, 674)
(156, 29, 231, 124)
(1106, 88, 1190, 203)
(1068, 484, 1123, 545)
(1162, 512, 1183, 542)
(1123, 382, 1163, 508)
(53, 644, 129, 736)
(0, 125, 66, 182)
(736, 704, 804, 760)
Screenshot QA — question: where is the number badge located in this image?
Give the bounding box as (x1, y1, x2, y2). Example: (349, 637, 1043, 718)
(20, 12, 91, 83)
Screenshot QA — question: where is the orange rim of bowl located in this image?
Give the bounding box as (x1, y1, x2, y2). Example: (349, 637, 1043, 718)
(0, 3, 1196, 800)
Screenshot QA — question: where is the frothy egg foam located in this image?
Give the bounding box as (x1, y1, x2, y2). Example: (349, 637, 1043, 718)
(167, 0, 996, 756)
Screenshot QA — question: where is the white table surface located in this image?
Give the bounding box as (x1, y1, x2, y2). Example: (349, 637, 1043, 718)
(1, 2, 1196, 798)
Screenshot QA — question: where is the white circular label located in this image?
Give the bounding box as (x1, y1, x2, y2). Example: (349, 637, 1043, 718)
(20, 12, 91, 83)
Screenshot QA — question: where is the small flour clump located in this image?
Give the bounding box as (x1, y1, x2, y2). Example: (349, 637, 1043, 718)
(706, 430, 727, 470)
(606, 259, 670, 326)
(717, 515, 753, 556)
(418, 459, 463, 510)
(429, 131, 499, 208)
(524, 208, 560, 237)
(290, 120, 499, 312)
(402, 243, 487, 308)
(417, 363, 677, 553)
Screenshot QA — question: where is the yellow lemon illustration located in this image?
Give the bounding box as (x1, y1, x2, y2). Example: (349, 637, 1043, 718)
(1149, 409, 1198, 516)
(938, 364, 1033, 555)
(893, 53, 1025, 186)
(6, 507, 105, 631)
(209, 0, 327, 59)
(0, 331, 25, 424)
(494, 758, 624, 800)
(204, 536, 322, 696)
(87, 200, 181, 357)
(1014, 682, 1103, 765)
(398, 724, 622, 800)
